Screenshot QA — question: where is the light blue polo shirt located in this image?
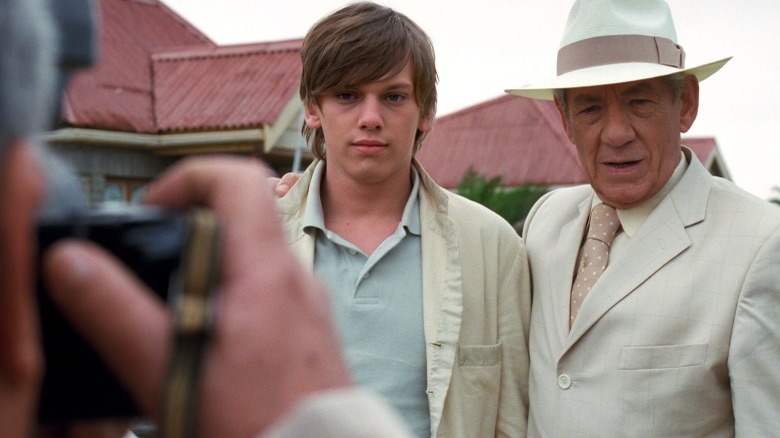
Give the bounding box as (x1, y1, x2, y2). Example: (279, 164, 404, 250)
(302, 162, 429, 437)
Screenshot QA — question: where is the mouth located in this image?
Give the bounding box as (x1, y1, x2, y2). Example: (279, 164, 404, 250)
(352, 139, 387, 154)
(604, 159, 641, 169)
(353, 139, 386, 147)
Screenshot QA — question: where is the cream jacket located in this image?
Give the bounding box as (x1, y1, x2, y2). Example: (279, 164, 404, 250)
(523, 148, 780, 436)
(278, 159, 531, 437)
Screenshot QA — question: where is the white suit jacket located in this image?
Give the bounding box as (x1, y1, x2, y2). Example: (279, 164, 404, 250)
(522, 149, 780, 436)
(279, 159, 531, 437)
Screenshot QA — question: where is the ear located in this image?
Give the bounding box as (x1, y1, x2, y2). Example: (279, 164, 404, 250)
(417, 114, 433, 133)
(304, 102, 322, 129)
(679, 76, 699, 133)
(554, 95, 574, 142)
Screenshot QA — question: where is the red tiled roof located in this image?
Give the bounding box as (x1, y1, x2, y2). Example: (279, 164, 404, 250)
(418, 95, 585, 188)
(681, 137, 715, 164)
(62, 0, 215, 133)
(151, 40, 303, 132)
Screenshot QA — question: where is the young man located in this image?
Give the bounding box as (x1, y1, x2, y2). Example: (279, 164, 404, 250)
(279, 3, 530, 436)
(507, 0, 780, 435)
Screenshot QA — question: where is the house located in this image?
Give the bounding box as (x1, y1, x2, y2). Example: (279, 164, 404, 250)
(45, 0, 310, 206)
(417, 94, 731, 189)
(49, 0, 731, 206)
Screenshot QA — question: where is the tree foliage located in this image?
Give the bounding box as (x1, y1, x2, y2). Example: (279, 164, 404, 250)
(455, 169, 549, 231)
(770, 186, 780, 206)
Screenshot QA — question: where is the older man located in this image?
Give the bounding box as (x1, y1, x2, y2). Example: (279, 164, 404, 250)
(507, 0, 780, 436)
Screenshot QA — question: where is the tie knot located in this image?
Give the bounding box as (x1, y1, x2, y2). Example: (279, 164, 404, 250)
(587, 203, 621, 245)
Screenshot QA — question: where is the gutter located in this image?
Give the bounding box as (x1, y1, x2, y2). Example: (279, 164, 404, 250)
(40, 127, 265, 155)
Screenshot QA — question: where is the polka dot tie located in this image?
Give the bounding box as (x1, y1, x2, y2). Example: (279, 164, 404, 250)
(570, 203, 621, 328)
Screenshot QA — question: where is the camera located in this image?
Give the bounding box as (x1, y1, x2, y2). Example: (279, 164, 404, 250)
(32, 0, 223, 424)
(36, 206, 198, 422)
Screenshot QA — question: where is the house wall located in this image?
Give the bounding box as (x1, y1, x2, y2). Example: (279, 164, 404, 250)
(47, 142, 177, 207)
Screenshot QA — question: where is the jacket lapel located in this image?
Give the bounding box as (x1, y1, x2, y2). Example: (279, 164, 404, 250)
(551, 196, 592, 345)
(566, 200, 691, 343)
(279, 161, 318, 267)
(416, 161, 463, 366)
(565, 149, 711, 347)
(416, 161, 463, 436)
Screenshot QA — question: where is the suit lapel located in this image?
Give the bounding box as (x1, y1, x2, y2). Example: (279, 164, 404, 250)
(565, 149, 711, 347)
(552, 196, 592, 345)
(566, 200, 691, 344)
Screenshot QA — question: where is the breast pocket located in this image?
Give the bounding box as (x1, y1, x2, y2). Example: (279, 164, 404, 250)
(458, 341, 502, 366)
(449, 342, 502, 435)
(618, 343, 707, 370)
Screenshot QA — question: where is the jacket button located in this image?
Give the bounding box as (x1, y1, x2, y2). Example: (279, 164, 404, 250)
(557, 374, 572, 389)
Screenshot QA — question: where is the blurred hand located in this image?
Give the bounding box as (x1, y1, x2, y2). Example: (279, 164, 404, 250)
(43, 156, 351, 437)
(274, 172, 301, 198)
(0, 142, 45, 437)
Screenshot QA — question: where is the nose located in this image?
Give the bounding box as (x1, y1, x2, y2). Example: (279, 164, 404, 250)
(358, 96, 383, 130)
(600, 104, 635, 147)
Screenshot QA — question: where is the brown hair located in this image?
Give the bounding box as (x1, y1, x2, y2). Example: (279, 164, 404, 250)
(299, 1, 438, 159)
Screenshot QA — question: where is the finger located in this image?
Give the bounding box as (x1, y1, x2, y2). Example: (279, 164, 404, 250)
(275, 172, 300, 198)
(279, 172, 300, 189)
(37, 421, 131, 438)
(0, 142, 45, 436)
(68, 421, 130, 438)
(0, 143, 44, 378)
(144, 156, 288, 276)
(274, 183, 289, 198)
(43, 241, 171, 416)
(267, 176, 283, 196)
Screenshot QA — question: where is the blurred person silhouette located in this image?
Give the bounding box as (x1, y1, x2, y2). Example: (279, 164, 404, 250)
(0, 0, 413, 436)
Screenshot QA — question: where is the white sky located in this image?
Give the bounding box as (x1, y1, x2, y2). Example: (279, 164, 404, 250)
(162, 0, 780, 201)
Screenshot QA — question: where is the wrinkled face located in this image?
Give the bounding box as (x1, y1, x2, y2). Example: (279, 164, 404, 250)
(305, 61, 432, 187)
(556, 76, 699, 209)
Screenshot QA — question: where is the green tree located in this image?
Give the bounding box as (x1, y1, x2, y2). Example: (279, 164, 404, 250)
(455, 169, 549, 233)
(770, 186, 780, 206)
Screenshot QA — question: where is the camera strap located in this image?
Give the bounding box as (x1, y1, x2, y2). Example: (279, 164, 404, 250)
(159, 209, 220, 438)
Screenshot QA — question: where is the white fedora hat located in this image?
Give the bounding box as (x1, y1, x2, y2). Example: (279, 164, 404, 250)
(506, 0, 731, 100)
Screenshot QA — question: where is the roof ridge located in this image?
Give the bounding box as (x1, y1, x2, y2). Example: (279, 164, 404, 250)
(435, 94, 513, 121)
(152, 39, 303, 62)
(152, 0, 215, 46)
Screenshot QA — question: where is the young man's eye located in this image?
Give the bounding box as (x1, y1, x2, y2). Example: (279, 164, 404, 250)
(335, 92, 356, 101)
(386, 93, 405, 102)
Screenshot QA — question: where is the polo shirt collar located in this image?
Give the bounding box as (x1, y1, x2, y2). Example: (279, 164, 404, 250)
(302, 161, 421, 236)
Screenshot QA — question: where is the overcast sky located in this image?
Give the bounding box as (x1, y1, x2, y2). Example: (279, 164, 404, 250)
(162, 0, 779, 201)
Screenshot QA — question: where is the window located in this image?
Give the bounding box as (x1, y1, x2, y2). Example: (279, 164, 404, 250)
(103, 177, 150, 206)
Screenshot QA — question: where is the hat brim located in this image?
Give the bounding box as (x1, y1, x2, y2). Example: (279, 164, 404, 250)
(505, 57, 732, 100)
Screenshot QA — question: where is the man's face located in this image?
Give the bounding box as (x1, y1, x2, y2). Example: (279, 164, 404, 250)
(556, 76, 699, 209)
(304, 61, 431, 186)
